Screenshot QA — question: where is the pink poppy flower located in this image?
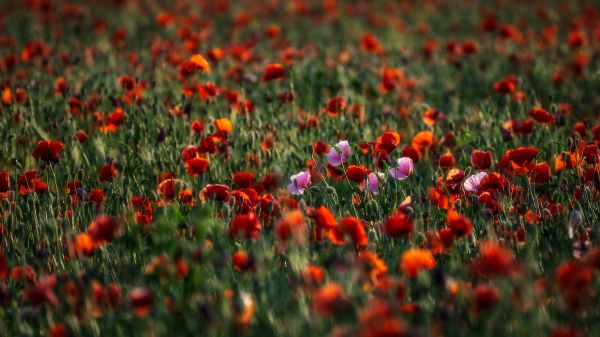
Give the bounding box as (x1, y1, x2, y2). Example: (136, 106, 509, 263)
(365, 172, 384, 193)
(288, 170, 311, 195)
(389, 157, 413, 180)
(463, 172, 488, 193)
(326, 140, 350, 167)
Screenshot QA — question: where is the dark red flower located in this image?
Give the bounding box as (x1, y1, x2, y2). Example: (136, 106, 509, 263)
(87, 215, 118, 245)
(471, 150, 493, 169)
(32, 140, 64, 162)
(262, 63, 285, 81)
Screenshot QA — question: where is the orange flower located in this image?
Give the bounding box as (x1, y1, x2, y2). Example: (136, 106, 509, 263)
(213, 118, 232, 135)
(422, 107, 443, 126)
(190, 54, 211, 72)
(400, 248, 436, 278)
(312, 282, 348, 316)
(411, 130, 434, 155)
(74, 233, 95, 256)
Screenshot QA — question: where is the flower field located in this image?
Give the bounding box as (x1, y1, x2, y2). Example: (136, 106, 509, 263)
(1, 1, 600, 336)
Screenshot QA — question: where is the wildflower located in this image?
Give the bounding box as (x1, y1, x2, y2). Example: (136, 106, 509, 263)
(262, 63, 284, 81)
(312, 282, 348, 316)
(229, 213, 261, 239)
(87, 215, 118, 246)
(32, 140, 64, 162)
(199, 184, 230, 202)
(529, 108, 555, 124)
(325, 96, 345, 117)
(275, 210, 306, 243)
(446, 209, 473, 237)
(345, 165, 369, 183)
(471, 150, 493, 169)
(287, 170, 311, 195)
(463, 172, 488, 193)
(185, 157, 209, 177)
(129, 287, 154, 317)
(365, 172, 384, 193)
(326, 140, 350, 167)
(400, 248, 436, 278)
(340, 217, 368, 246)
(389, 157, 413, 180)
(383, 212, 413, 237)
(471, 241, 519, 278)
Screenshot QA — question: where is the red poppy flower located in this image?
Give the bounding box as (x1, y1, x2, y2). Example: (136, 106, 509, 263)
(233, 171, 256, 188)
(229, 213, 261, 239)
(32, 140, 64, 162)
(0, 172, 10, 199)
(99, 163, 118, 182)
(471, 241, 518, 278)
(438, 153, 455, 169)
(374, 131, 400, 157)
(17, 170, 47, 195)
(446, 209, 472, 237)
(312, 282, 348, 316)
(493, 75, 518, 93)
(325, 96, 345, 117)
(129, 287, 154, 317)
(232, 251, 255, 272)
(87, 215, 118, 245)
(75, 129, 88, 143)
(345, 165, 369, 183)
(506, 147, 540, 169)
(199, 184, 230, 202)
(471, 150, 493, 169)
(411, 130, 434, 155)
(529, 162, 551, 184)
(473, 284, 500, 313)
(529, 108, 555, 124)
(274, 210, 305, 243)
(190, 120, 205, 134)
(402, 146, 420, 163)
(22, 275, 58, 308)
(262, 63, 284, 81)
(185, 157, 209, 177)
(383, 212, 413, 237)
(360, 32, 384, 54)
(340, 217, 368, 246)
